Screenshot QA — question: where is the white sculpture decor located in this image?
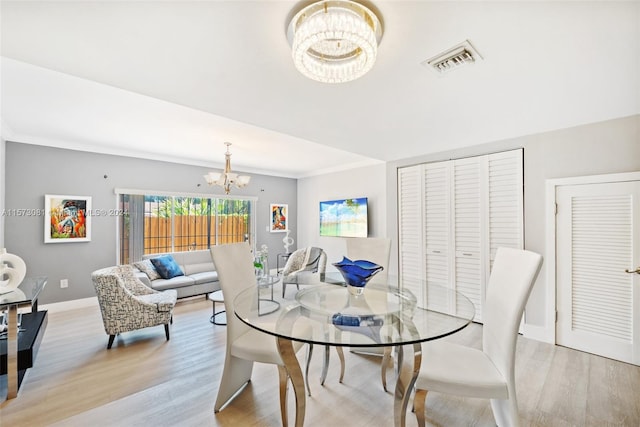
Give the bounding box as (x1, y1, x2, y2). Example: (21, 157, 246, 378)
(0, 248, 27, 294)
(283, 230, 294, 254)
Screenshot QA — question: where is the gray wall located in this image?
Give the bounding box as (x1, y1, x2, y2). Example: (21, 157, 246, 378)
(4, 142, 297, 304)
(385, 114, 640, 334)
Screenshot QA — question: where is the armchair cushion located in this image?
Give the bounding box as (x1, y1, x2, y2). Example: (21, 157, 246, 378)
(151, 255, 184, 279)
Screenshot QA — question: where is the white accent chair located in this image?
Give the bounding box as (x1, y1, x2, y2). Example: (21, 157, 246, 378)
(281, 247, 327, 298)
(413, 247, 543, 427)
(91, 265, 177, 349)
(211, 242, 312, 423)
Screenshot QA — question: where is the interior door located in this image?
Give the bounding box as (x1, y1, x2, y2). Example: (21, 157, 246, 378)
(556, 180, 640, 365)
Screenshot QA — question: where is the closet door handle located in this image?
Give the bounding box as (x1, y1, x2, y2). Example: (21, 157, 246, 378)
(624, 267, 640, 274)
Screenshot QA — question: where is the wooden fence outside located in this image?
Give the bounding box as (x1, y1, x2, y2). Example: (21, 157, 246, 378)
(143, 215, 249, 255)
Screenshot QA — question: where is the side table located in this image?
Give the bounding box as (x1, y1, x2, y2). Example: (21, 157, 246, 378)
(207, 290, 226, 325)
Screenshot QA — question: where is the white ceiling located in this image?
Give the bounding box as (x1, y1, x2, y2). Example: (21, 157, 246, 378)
(1, 1, 639, 178)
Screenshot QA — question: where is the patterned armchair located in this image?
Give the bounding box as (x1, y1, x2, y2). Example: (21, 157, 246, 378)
(281, 247, 327, 297)
(91, 265, 177, 349)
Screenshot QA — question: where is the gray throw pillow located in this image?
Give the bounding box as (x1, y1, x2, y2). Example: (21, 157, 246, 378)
(133, 259, 161, 281)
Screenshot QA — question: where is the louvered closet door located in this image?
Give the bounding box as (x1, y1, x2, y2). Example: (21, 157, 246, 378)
(398, 165, 425, 305)
(557, 181, 640, 365)
(453, 157, 485, 321)
(424, 162, 451, 310)
(487, 150, 524, 266)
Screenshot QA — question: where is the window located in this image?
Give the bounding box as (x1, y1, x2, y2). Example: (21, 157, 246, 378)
(117, 191, 256, 264)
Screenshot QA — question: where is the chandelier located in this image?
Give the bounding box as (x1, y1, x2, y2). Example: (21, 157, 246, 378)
(286, 0, 383, 84)
(203, 142, 251, 194)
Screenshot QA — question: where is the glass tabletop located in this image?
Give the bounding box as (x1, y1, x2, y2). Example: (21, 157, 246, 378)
(0, 277, 47, 307)
(233, 275, 475, 348)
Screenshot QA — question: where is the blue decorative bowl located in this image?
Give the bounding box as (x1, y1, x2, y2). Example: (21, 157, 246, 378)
(332, 256, 384, 296)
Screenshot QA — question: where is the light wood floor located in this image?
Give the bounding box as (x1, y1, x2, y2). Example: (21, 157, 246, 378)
(1, 297, 639, 427)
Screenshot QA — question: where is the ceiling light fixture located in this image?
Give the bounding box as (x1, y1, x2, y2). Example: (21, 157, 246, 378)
(286, 0, 383, 84)
(203, 142, 251, 195)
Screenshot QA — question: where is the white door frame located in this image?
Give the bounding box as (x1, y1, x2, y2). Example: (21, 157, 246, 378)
(543, 171, 640, 344)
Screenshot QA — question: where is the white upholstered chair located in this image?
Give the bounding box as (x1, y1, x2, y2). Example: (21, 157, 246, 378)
(321, 237, 392, 388)
(91, 265, 177, 349)
(281, 247, 327, 298)
(413, 247, 543, 427)
(211, 242, 312, 423)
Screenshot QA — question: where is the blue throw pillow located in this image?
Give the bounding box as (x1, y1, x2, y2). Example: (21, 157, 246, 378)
(150, 255, 184, 280)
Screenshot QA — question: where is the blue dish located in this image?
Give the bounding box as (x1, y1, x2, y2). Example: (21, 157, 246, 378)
(332, 256, 383, 288)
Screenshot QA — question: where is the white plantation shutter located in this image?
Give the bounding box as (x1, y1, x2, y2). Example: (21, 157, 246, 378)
(398, 165, 424, 304)
(570, 194, 633, 341)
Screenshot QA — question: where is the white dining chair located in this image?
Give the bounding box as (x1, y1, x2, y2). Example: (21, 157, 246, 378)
(413, 247, 543, 427)
(321, 237, 392, 389)
(211, 242, 312, 424)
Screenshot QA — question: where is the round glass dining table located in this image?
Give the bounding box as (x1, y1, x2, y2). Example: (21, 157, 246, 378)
(233, 274, 475, 427)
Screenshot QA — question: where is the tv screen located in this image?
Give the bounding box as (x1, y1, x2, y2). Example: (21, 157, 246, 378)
(319, 197, 368, 237)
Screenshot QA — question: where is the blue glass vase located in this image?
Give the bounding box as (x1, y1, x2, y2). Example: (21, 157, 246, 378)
(332, 256, 384, 296)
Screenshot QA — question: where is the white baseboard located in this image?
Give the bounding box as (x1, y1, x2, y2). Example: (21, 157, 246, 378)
(40, 296, 99, 313)
(522, 323, 555, 344)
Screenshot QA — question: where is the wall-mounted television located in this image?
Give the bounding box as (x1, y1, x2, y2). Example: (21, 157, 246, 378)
(319, 197, 368, 238)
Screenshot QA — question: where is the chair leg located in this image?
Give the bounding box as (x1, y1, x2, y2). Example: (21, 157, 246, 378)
(282, 283, 286, 298)
(107, 334, 116, 349)
(320, 345, 330, 385)
(164, 323, 170, 341)
(319, 346, 346, 387)
(381, 346, 392, 391)
(278, 365, 289, 427)
(414, 389, 428, 427)
(305, 344, 313, 396)
(214, 356, 254, 412)
(335, 347, 345, 383)
(490, 398, 520, 427)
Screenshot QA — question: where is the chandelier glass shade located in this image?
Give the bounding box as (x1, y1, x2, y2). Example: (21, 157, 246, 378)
(203, 142, 250, 194)
(287, 0, 383, 84)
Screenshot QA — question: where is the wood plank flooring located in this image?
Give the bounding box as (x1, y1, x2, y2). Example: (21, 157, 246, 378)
(1, 297, 638, 427)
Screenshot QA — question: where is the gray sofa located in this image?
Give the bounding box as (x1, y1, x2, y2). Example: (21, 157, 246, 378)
(133, 250, 219, 299)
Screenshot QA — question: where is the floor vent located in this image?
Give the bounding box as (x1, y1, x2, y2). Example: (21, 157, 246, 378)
(422, 40, 483, 74)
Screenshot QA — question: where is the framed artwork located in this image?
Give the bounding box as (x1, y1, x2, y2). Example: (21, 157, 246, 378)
(44, 194, 91, 243)
(270, 203, 288, 233)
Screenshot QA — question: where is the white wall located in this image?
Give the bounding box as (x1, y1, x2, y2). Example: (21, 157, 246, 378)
(297, 163, 387, 273)
(0, 136, 4, 248)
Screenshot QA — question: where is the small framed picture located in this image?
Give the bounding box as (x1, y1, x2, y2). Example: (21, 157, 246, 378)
(270, 203, 288, 233)
(44, 194, 91, 243)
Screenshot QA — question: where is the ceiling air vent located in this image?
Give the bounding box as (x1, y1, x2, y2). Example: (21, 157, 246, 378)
(422, 40, 483, 74)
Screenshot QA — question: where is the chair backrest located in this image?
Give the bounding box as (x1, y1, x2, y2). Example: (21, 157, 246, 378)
(283, 246, 327, 276)
(91, 265, 147, 333)
(482, 247, 543, 381)
(346, 237, 391, 285)
(210, 242, 257, 341)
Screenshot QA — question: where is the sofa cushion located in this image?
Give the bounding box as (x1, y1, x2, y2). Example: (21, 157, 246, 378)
(133, 259, 161, 281)
(189, 271, 218, 285)
(185, 261, 216, 275)
(150, 255, 184, 280)
(151, 275, 195, 291)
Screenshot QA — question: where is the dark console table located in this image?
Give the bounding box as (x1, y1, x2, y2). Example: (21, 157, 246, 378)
(0, 276, 47, 399)
(0, 310, 48, 388)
